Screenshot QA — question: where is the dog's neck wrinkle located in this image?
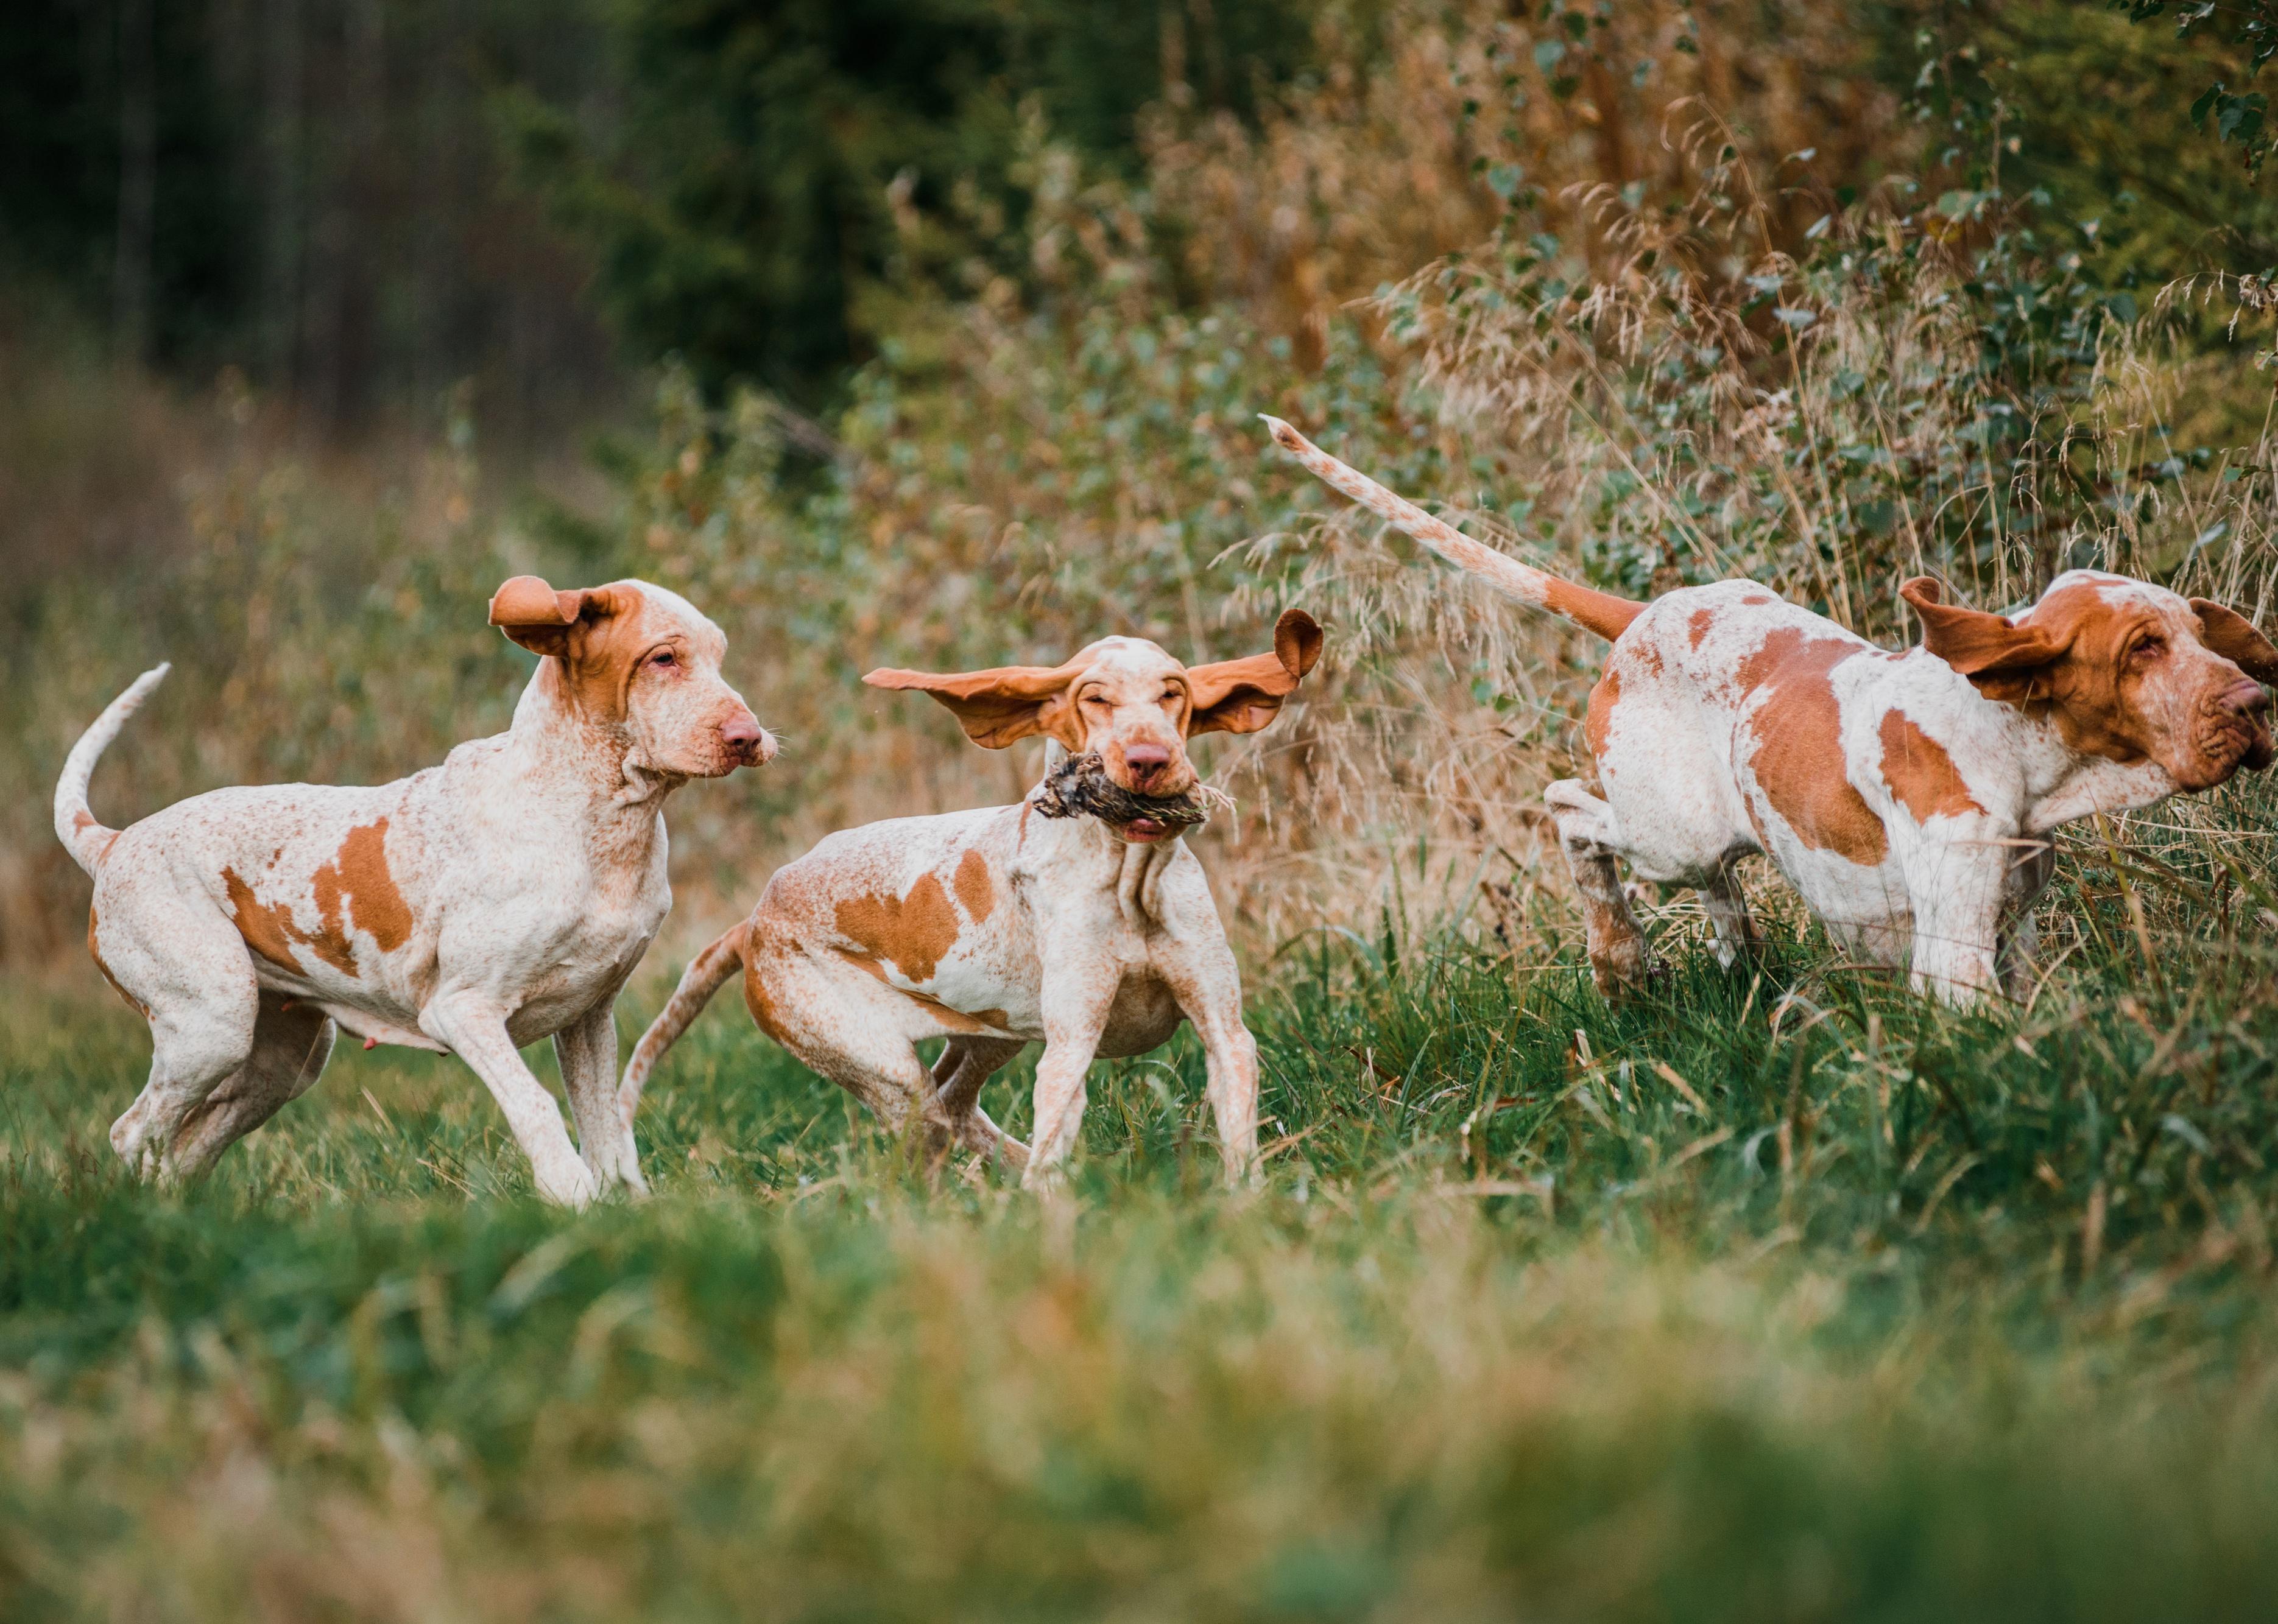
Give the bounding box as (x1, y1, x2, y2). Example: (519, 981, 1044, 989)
(2024, 746, 2174, 833)
(1992, 690, 2173, 832)
(508, 664, 682, 835)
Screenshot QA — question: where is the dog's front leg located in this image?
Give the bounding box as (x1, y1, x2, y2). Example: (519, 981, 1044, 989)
(1998, 842, 2058, 1003)
(423, 996, 601, 1207)
(1021, 968, 1119, 1192)
(1148, 876, 1260, 1186)
(1905, 844, 2011, 1008)
(557, 1003, 647, 1197)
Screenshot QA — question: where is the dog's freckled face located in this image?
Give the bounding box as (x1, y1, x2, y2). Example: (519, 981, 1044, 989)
(1905, 574, 2274, 793)
(863, 611, 1322, 843)
(488, 576, 775, 778)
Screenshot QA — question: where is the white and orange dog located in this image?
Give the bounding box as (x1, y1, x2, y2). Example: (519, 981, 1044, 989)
(1267, 417, 2276, 1005)
(619, 613, 1322, 1186)
(56, 577, 773, 1204)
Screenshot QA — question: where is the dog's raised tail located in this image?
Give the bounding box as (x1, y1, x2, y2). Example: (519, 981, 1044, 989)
(618, 921, 751, 1129)
(1261, 416, 1642, 642)
(55, 664, 170, 879)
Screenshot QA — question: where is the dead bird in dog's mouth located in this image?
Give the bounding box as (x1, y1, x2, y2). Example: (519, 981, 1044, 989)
(1034, 751, 1231, 843)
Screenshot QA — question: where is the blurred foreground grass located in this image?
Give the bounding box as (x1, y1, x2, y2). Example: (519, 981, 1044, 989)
(7, 789, 2278, 1621)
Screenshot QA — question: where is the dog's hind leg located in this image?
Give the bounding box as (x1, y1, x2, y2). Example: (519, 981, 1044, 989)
(747, 943, 950, 1158)
(168, 991, 335, 1178)
(1545, 779, 1659, 999)
(926, 1037, 1029, 1171)
(99, 897, 263, 1180)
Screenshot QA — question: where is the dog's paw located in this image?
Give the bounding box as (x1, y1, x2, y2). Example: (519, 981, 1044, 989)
(535, 1157, 603, 1209)
(1589, 950, 1665, 1003)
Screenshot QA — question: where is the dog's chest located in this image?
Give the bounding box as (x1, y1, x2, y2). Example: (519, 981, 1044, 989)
(511, 880, 667, 1030)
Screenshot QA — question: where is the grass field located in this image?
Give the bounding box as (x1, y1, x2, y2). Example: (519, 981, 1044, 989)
(7, 785, 2278, 1622)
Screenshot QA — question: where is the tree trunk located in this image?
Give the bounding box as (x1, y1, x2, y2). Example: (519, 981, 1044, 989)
(111, 0, 155, 369)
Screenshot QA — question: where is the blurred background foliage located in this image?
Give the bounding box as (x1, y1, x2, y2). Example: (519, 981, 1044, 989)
(13, 11, 2278, 1614)
(5, 0, 2278, 977)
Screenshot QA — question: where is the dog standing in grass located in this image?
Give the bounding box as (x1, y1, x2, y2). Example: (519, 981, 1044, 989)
(55, 576, 773, 1204)
(619, 612, 1322, 1187)
(1266, 417, 2277, 1006)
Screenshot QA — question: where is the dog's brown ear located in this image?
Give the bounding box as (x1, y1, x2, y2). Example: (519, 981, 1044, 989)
(1901, 577, 2064, 703)
(489, 575, 634, 658)
(864, 656, 1093, 749)
(1187, 609, 1324, 736)
(2191, 598, 2278, 684)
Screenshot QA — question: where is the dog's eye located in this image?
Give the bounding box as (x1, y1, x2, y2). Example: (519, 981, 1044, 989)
(2128, 638, 2165, 666)
(649, 649, 679, 670)
(1160, 689, 1180, 705)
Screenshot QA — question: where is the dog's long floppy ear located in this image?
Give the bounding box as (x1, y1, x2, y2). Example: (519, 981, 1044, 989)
(1187, 609, 1324, 736)
(863, 655, 1095, 749)
(2191, 598, 2278, 684)
(488, 575, 633, 659)
(1901, 577, 2065, 703)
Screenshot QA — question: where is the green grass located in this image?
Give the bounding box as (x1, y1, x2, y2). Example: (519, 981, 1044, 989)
(7, 796, 2278, 1621)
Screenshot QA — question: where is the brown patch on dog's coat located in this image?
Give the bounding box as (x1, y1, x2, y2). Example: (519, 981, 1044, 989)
(952, 848, 995, 924)
(1740, 630, 1888, 866)
(334, 819, 412, 951)
(742, 955, 790, 1042)
(835, 872, 962, 984)
(220, 819, 407, 978)
(225, 868, 316, 973)
(1878, 712, 1983, 821)
(1585, 667, 1621, 762)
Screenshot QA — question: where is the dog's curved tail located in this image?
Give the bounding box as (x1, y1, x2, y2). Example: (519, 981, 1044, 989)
(618, 921, 751, 1129)
(55, 664, 171, 879)
(1261, 417, 1643, 642)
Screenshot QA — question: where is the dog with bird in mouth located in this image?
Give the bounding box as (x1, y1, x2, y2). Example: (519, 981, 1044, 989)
(618, 611, 1322, 1186)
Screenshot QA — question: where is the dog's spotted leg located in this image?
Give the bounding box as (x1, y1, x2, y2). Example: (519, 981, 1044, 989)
(1904, 844, 2009, 1008)
(557, 1003, 646, 1197)
(1699, 866, 1761, 971)
(168, 992, 335, 1178)
(1545, 779, 1658, 999)
(1022, 971, 1119, 1190)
